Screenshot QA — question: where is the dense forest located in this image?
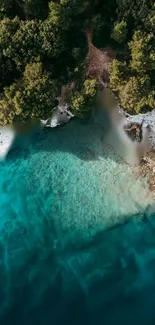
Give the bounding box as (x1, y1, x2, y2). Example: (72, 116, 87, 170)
(0, 0, 154, 125)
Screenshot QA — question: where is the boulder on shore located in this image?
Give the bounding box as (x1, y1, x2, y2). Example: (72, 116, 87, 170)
(124, 109, 155, 149)
(124, 122, 143, 143)
(123, 109, 155, 198)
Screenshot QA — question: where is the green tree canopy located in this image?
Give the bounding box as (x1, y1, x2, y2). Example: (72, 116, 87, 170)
(0, 18, 65, 66)
(23, 0, 49, 20)
(67, 78, 97, 118)
(129, 31, 155, 73)
(0, 0, 155, 123)
(0, 62, 58, 125)
(116, 0, 154, 30)
(111, 21, 127, 43)
(110, 29, 155, 113)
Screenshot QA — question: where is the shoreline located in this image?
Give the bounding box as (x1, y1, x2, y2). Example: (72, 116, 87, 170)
(0, 125, 16, 160)
(0, 105, 74, 160)
(1, 108, 155, 158)
(122, 109, 155, 198)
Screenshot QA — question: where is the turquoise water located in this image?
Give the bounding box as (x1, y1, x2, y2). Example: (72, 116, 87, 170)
(0, 118, 155, 325)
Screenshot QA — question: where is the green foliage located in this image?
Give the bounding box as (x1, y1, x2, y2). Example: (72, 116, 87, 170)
(116, 0, 154, 30)
(118, 76, 149, 113)
(0, 98, 15, 125)
(148, 91, 155, 108)
(0, 0, 155, 123)
(0, 0, 11, 19)
(110, 23, 155, 114)
(8, 20, 41, 67)
(111, 21, 127, 43)
(129, 31, 155, 73)
(0, 17, 20, 48)
(68, 78, 97, 117)
(110, 59, 127, 91)
(147, 3, 155, 31)
(0, 18, 65, 72)
(48, 0, 103, 31)
(2, 62, 58, 124)
(120, 76, 155, 114)
(84, 79, 97, 97)
(110, 69, 155, 114)
(39, 20, 65, 58)
(23, 0, 49, 20)
(48, 0, 89, 30)
(48, 1, 71, 29)
(0, 18, 39, 70)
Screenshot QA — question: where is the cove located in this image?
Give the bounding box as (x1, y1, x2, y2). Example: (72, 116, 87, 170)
(0, 117, 155, 325)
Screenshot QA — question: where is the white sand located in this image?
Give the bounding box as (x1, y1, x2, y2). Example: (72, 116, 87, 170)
(0, 125, 16, 160)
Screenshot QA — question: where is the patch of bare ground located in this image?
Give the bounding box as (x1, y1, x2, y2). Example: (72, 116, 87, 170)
(85, 28, 116, 87)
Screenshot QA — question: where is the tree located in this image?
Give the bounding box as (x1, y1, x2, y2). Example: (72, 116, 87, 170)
(146, 3, 155, 32)
(0, 17, 20, 49)
(119, 76, 148, 113)
(111, 21, 127, 43)
(23, 0, 49, 20)
(0, 17, 66, 74)
(1, 62, 58, 125)
(110, 25, 155, 113)
(116, 0, 154, 30)
(48, 0, 90, 30)
(0, 98, 15, 125)
(129, 31, 155, 73)
(67, 78, 97, 118)
(109, 59, 127, 92)
(9, 20, 41, 67)
(0, 0, 154, 122)
(39, 20, 66, 59)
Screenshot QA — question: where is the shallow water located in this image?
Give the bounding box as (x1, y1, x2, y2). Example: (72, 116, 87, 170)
(0, 118, 155, 325)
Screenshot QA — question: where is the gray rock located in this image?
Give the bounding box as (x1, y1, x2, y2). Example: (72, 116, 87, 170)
(40, 106, 74, 128)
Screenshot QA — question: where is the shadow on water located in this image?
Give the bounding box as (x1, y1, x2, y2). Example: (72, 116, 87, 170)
(0, 205, 155, 325)
(6, 115, 123, 164)
(7, 107, 148, 166)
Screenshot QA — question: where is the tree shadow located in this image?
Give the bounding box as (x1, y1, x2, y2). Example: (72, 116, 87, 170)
(6, 113, 124, 165)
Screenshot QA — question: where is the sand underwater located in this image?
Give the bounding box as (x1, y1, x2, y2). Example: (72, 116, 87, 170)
(0, 117, 155, 325)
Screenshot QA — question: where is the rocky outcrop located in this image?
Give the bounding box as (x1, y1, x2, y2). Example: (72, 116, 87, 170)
(124, 109, 155, 149)
(0, 102, 74, 159)
(123, 110, 155, 197)
(124, 122, 143, 143)
(40, 105, 74, 128)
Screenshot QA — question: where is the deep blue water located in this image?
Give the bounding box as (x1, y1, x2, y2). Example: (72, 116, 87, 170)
(0, 118, 155, 325)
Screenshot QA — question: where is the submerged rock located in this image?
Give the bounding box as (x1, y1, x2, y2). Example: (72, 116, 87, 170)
(80, 148, 96, 161)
